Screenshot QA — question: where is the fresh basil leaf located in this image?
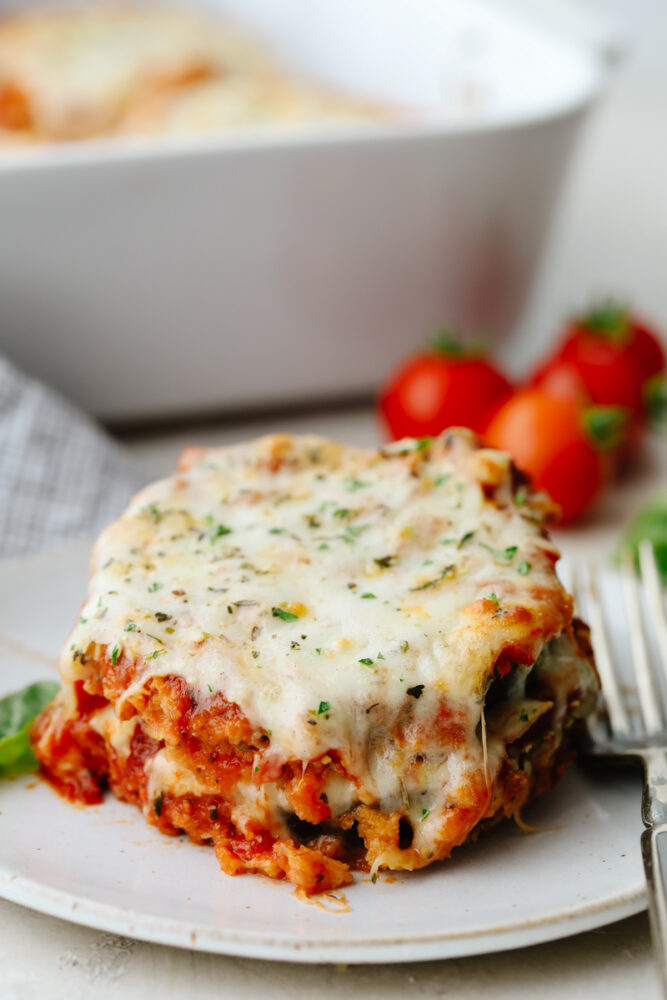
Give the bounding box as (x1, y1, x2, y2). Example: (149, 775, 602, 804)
(0, 681, 59, 777)
(619, 491, 667, 585)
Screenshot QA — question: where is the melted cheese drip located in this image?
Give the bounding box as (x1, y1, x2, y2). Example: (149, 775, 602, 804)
(64, 433, 568, 811)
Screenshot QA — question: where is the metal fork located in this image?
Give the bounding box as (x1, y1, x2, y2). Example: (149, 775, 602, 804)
(576, 540, 667, 993)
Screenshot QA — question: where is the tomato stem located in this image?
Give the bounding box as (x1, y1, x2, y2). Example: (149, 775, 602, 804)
(582, 405, 628, 451)
(579, 300, 629, 343)
(645, 373, 667, 430)
(429, 327, 482, 358)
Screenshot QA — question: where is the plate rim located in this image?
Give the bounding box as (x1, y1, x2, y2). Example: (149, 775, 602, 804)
(0, 862, 646, 964)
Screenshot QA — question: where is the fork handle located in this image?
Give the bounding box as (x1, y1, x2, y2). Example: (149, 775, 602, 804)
(641, 825, 667, 993)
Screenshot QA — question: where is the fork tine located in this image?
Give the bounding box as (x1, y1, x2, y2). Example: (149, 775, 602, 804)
(622, 549, 663, 734)
(638, 540, 667, 689)
(578, 562, 631, 737)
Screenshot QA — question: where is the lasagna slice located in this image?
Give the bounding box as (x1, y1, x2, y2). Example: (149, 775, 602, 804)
(0, 5, 384, 144)
(32, 431, 598, 894)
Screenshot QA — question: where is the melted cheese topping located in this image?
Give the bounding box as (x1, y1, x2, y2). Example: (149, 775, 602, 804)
(64, 432, 571, 812)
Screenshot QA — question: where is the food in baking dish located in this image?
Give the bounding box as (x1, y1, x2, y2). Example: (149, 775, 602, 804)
(0, 5, 385, 145)
(32, 431, 598, 893)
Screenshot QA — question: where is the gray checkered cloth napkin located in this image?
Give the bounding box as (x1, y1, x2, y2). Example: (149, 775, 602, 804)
(0, 357, 145, 559)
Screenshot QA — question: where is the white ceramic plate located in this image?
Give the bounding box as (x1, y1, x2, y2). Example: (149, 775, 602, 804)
(0, 543, 645, 963)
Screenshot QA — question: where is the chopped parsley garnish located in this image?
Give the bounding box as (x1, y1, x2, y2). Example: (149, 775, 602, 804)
(205, 515, 232, 542)
(359, 658, 374, 666)
(407, 684, 425, 699)
(515, 488, 527, 506)
(315, 648, 322, 655)
(415, 437, 433, 451)
(346, 479, 370, 492)
(411, 565, 455, 591)
(520, 710, 529, 723)
(79, 616, 88, 624)
(111, 645, 120, 666)
(124, 622, 137, 632)
(272, 607, 299, 622)
(421, 808, 431, 822)
(317, 701, 330, 715)
(155, 612, 171, 622)
(150, 649, 166, 659)
(377, 652, 385, 660)
(207, 684, 213, 693)
(269, 527, 285, 535)
(333, 508, 350, 519)
(479, 543, 518, 562)
(517, 561, 532, 576)
(318, 543, 330, 551)
(458, 530, 475, 549)
(345, 525, 368, 539)
(147, 582, 163, 593)
(434, 473, 451, 486)
(374, 555, 397, 569)
(485, 593, 499, 605)
(361, 592, 376, 599)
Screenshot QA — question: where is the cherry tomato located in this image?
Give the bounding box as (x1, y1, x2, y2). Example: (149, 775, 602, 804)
(379, 333, 512, 439)
(530, 355, 640, 473)
(575, 303, 665, 379)
(537, 303, 664, 418)
(631, 318, 666, 381)
(551, 335, 642, 417)
(530, 358, 591, 405)
(485, 390, 625, 523)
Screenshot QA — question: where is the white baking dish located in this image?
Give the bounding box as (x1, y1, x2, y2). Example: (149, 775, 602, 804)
(0, 0, 611, 423)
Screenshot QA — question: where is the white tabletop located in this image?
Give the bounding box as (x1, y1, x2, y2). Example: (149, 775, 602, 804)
(3, 405, 664, 1000)
(0, 900, 658, 1000)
